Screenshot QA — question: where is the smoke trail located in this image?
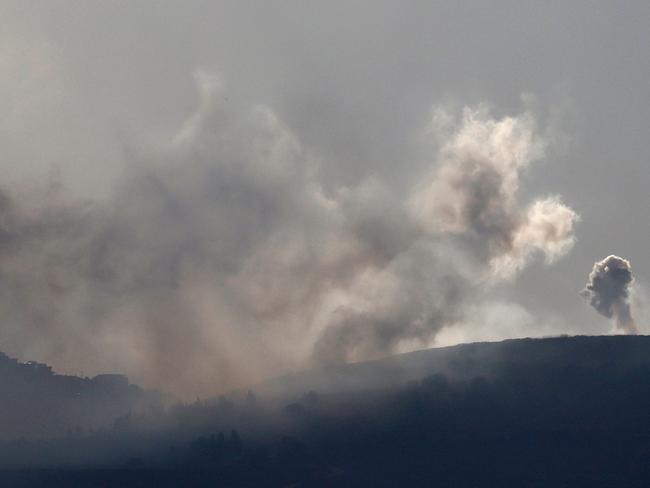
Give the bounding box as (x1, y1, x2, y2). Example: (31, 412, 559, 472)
(582, 255, 638, 334)
(0, 75, 578, 396)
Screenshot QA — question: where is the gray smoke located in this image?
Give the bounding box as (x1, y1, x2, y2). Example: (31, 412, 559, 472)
(314, 107, 578, 365)
(0, 75, 578, 396)
(582, 255, 638, 334)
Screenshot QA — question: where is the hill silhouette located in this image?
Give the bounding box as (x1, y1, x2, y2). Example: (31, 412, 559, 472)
(259, 334, 650, 400)
(2, 335, 650, 487)
(0, 351, 164, 439)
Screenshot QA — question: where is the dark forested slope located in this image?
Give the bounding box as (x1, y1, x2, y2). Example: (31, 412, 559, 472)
(262, 334, 650, 398)
(3, 335, 650, 486)
(0, 351, 163, 439)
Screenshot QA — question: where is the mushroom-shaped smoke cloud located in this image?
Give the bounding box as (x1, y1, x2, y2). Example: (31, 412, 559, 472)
(582, 255, 638, 334)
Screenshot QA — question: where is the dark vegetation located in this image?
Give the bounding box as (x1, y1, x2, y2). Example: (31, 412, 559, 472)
(0, 352, 163, 439)
(3, 335, 650, 486)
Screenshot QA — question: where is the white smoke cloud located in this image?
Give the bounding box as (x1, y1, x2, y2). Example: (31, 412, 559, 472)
(410, 107, 578, 280)
(0, 74, 578, 397)
(314, 106, 579, 364)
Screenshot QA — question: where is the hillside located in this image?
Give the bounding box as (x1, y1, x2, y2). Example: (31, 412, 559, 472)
(0, 351, 164, 439)
(3, 335, 650, 486)
(262, 334, 650, 398)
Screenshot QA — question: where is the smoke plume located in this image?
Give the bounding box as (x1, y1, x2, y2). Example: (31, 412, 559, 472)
(314, 107, 578, 364)
(0, 75, 578, 396)
(409, 107, 577, 280)
(582, 255, 638, 334)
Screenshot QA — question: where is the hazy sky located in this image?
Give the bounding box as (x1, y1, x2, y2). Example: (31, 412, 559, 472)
(1, 1, 649, 396)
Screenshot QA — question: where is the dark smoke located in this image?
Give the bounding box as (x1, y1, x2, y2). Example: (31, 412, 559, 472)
(582, 255, 638, 334)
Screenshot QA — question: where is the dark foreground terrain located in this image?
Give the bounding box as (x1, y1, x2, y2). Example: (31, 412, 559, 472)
(2, 335, 650, 487)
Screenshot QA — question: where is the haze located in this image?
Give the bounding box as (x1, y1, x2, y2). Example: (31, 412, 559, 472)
(1, 1, 649, 397)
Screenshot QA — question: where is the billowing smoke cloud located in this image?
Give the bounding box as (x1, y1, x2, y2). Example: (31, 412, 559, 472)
(0, 74, 578, 397)
(314, 107, 579, 364)
(582, 255, 638, 334)
(409, 107, 577, 280)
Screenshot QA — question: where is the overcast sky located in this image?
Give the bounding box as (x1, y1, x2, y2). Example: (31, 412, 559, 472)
(1, 1, 649, 396)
